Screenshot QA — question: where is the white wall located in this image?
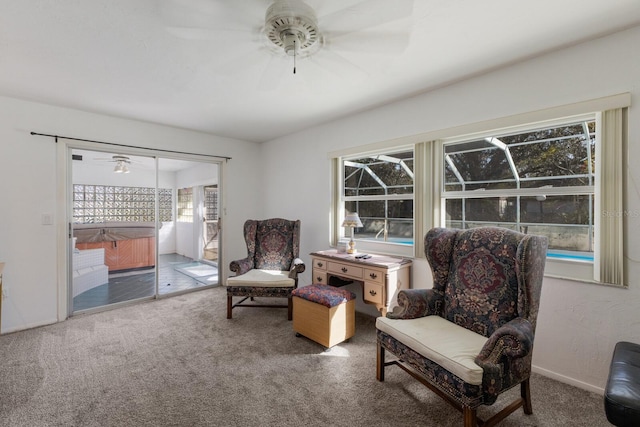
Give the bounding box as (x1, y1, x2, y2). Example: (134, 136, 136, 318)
(260, 25, 640, 393)
(0, 96, 263, 333)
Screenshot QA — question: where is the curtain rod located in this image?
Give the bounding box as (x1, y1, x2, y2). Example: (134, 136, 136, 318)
(30, 131, 232, 161)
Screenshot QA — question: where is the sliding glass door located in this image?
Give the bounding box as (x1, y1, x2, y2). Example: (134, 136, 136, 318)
(157, 159, 220, 295)
(70, 149, 158, 312)
(70, 149, 220, 314)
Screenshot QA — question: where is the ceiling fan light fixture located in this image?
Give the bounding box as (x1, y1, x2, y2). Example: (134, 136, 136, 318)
(282, 32, 298, 56)
(113, 160, 130, 174)
(114, 161, 124, 173)
(264, 0, 320, 58)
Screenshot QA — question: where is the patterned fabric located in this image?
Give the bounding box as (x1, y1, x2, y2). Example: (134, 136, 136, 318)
(378, 330, 484, 408)
(377, 226, 548, 411)
(386, 288, 432, 319)
(227, 218, 305, 305)
(229, 218, 302, 275)
(254, 219, 297, 270)
(444, 227, 523, 337)
(292, 284, 355, 308)
(226, 286, 294, 298)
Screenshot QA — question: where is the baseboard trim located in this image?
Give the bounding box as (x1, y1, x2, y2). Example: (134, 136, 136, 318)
(532, 365, 604, 395)
(2, 318, 58, 335)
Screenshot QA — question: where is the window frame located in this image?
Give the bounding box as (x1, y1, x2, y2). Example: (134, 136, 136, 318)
(329, 93, 629, 286)
(177, 187, 194, 223)
(438, 113, 599, 283)
(335, 146, 416, 257)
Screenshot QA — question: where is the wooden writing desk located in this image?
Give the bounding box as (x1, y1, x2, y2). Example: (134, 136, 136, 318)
(310, 250, 411, 316)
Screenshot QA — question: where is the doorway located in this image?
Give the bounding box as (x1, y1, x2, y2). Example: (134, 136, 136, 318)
(202, 185, 219, 264)
(70, 148, 221, 314)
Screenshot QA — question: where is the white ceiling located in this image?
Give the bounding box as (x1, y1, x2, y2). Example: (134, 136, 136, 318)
(1, 1, 639, 143)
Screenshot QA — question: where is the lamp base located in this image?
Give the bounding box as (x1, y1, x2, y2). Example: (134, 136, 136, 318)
(347, 240, 357, 254)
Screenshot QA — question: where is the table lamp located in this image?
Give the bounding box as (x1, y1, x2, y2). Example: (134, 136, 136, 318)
(342, 212, 363, 254)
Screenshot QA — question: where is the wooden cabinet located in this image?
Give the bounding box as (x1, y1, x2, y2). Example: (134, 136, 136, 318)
(310, 250, 411, 316)
(77, 237, 155, 272)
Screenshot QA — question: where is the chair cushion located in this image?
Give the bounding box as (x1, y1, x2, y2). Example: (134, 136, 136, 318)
(376, 315, 487, 385)
(226, 269, 295, 287)
(291, 284, 356, 308)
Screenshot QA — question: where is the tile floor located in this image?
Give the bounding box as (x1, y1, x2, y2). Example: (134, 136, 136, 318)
(72, 253, 217, 312)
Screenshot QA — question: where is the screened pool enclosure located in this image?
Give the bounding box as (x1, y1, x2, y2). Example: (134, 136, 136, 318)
(343, 118, 597, 261)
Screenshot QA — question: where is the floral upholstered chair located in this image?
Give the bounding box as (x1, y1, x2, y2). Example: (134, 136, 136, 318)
(226, 218, 305, 320)
(376, 227, 547, 427)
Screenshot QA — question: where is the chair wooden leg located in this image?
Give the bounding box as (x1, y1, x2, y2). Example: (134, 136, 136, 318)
(287, 296, 293, 321)
(376, 342, 385, 381)
(463, 407, 477, 427)
(521, 378, 533, 414)
(227, 295, 233, 319)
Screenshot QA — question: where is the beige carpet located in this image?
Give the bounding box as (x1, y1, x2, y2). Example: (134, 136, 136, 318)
(0, 287, 609, 426)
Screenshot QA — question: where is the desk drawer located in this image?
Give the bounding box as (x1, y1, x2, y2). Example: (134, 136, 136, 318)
(364, 282, 383, 304)
(328, 261, 363, 279)
(364, 268, 384, 284)
(312, 257, 327, 271)
(313, 268, 327, 284)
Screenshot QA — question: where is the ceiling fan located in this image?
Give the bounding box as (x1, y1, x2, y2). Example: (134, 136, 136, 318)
(162, 0, 414, 85)
(93, 155, 134, 174)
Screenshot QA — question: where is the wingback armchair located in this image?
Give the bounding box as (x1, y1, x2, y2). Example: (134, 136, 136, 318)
(226, 218, 305, 320)
(376, 227, 547, 427)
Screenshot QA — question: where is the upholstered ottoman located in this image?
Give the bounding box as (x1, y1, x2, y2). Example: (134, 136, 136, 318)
(292, 284, 356, 348)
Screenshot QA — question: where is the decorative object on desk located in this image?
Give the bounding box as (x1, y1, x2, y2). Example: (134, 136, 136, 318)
(336, 240, 348, 253)
(341, 212, 363, 254)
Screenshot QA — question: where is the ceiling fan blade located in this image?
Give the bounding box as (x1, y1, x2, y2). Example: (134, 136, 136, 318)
(213, 45, 272, 76)
(308, 48, 367, 80)
(326, 31, 410, 54)
(319, 0, 414, 35)
(160, 0, 259, 40)
(165, 26, 250, 41)
(257, 55, 289, 91)
(161, 0, 220, 29)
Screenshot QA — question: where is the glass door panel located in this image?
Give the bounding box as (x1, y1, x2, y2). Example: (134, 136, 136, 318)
(70, 148, 157, 313)
(157, 158, 220, 296)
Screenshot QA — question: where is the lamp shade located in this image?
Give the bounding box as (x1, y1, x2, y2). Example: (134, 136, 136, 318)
(342, 212, 363, 228)
(114, 162, 125, 173)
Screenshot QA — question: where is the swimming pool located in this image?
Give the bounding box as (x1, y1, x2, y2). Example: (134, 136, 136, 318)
(361, 237, 594, 262)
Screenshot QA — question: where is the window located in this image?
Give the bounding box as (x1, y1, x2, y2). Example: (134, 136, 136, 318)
(438, 109, 626, 286)
(73, 185, 172, 223)
(338, 149, 415, 256)
(331, 95, 628, 285)
(204, 185, 218, 221)
(442, 118, 596, 260)
(177, 187, 194, 223)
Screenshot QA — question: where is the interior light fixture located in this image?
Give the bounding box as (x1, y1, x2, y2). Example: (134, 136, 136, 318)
(342, 212, 363, 254)
(113, 160, 130, 174)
